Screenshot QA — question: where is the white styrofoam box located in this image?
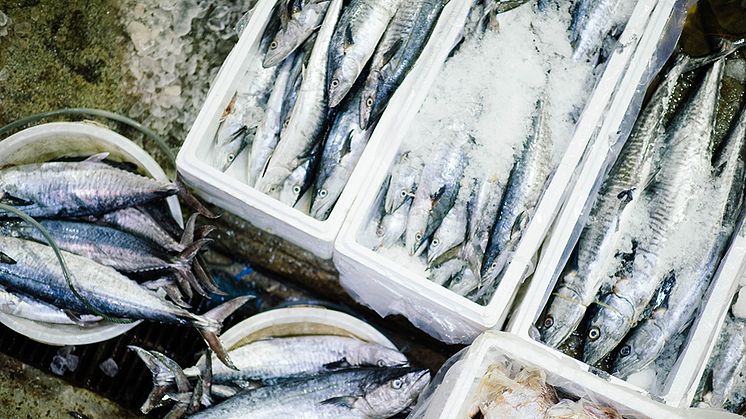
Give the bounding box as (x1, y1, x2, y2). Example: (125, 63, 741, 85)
(415, 331, 738, 419)
(176, 0, 468, 259)
(506, 0, 730, 408)
(334, 0, 671, 344)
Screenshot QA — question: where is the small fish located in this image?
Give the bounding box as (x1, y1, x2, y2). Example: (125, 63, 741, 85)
(385, 150, 423, 214)
(263, 0, 331, 67)
(448, 267, 479, 297)
(0, 286, 101, 325)
(326, 0, 403, 108)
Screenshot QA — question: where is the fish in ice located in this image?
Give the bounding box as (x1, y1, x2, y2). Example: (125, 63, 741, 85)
(385, 150, 423, 214)
(375, 196, 411, 249)
(263, 0, 331, 68)
(427, 178, 470, 265)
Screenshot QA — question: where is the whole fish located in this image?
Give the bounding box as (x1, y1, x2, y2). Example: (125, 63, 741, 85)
(0, 286, 101, 325)
(427, 179, 470, 265)
(375, 196, 411, 249)
(583, 60, 725, 365)
(256, 0, 343, 198)
(539, 57, 690, 349)
(326, 0, 402, 108)
(405, 137, 470, 256)
(0, 236, 248, 368)
(189, 367, 430, 419)
(279, 158, 315, 207)
(359, 0, 446, 128)
(311, 88, 375, 220)
(384, 150, 423, 214)
(95, 206, 184, 253)
(248, 54, 297, 186)
(280, 39, 309, 137)
(708, 315, 746, 409)
(470, 363, 558, 419)
(263, 0, 331, 67)
(0, 157, 179, 218)
(480, 98, 552, 298)
(569, 0, 634, 61)
(612, 98, 746, 378)
(453, 176, 502, 274)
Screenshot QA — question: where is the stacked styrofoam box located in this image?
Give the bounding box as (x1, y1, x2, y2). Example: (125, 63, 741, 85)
(176, 0, 468, 259)
(333, 0, 678, 344)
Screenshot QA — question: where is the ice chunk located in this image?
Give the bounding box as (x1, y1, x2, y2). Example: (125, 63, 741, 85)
(99, 358, 119, 377)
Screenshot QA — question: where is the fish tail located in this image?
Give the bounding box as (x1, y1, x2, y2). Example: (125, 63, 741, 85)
(193, 296, 253, 370)
(175, 174, 219, 219)
(128, 346, 190, 414)
(171, 238, 214, 298)
(174, 216, 224, 296)
(141, 278, 192, 309)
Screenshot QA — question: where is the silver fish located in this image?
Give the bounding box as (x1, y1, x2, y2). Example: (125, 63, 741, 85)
(539, 57, 691, 349)
(428, 258, 465, 286)
(256, 0, 343, 198)
(0, 286, 101, 325)
(569, 0, 634, 61)
(359, 0, 446, 128)
(327, 0, 402, 108)
(583, 60, 725, 365)
(279, 158, 315, 207)
(384, 150, 423, 214)
(427, 179, 470, 265)
(454, 176, 502, 274)
(480, 98, 552, 299)
(280, 40, 309, 137)
(405, 137, 470, 256)
(375, 196, 411, 249)
(0, 236, 249, 368)
(709, 315, 746, 409)
(311, 88, 376, 220)
(263, 0, 331, 67)
(189, 367, 430, 419)
(96, 207, 183, 253)
(448, 267, 479, 297)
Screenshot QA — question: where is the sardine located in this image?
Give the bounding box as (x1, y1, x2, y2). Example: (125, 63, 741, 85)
(0, 286, 101, 325)
(359, 0, 446, 128)
(189, 367, 430, 419)
(539, 57, 691, 349)
(583, 60, 725, 365)
(264, 0, 330, 68)
(310, 88, 375, 220)
(0, 236, 248, 368)
(256, 0, 343, 198)
(480, 98, 552, 299)
(384, 150, 423, 214)
(326, 0, 402, 108)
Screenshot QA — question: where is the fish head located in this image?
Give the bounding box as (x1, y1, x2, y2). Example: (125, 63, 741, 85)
(376, 209, 406, 249)
(357, 368, 431, 418)
(354, 343, 409, 368)
(213, 128, 251, 172)
(263, 22, 302, 68)
(279, 160, 312, 206)
(582, 294, 635, 366)
(256, 166, 291, 199)
(612, 321, 663, 378)
(310, 175, 345, 220)
(359, 74, 381, 129)
(539, 277, 586, 348)
(328, 57, 361, 108)
(404, 200, 430, 256)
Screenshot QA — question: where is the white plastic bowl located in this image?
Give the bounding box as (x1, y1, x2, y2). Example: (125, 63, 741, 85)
(0, 121, 183, 346)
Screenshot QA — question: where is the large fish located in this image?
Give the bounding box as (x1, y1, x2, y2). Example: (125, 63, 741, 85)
(256, 0, 343, 199)
(326, 0, 402, 108)
(359, 0, 446, 128)
(0, 236, 248, 369)
(189, 367, 430, 418)
(539, 57, 691, 349)
(583, 60, 725, 365)
(263, 0, 331, 67)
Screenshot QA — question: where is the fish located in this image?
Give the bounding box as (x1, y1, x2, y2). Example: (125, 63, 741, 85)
(480, 98, 552, 299)
(359, 0, 446, 128)
(451, 176, 502, 274)
(612, 95, 746, 378)
(583, 59, 725, 365)
(326, 0, 402, 108)
(279, 158, 315, 206)
(427, 258, 465, 286)
(263, 0, 331, 68)
(448, 267, 479, 297)
(470, 363, 558, 419)
(94, 206, 185, 253)
(539, 56, 691, 349)
(708, 315, 746, 409)
(545, 399, 622, 419)
(256, 0, 343, 198)
(0, 157, 180, 218)
(0, 286, 101, 325)
(0, 236, 249, 369)
(569, 0, 634, 61)
(405, 136, 470, 256)
(248, 54, 298, 186)
(375, 196, 411, 249)
(311, 88, 376, 220)
(427, 178, 470, 265)
(384, 150, 423, 214)
(189, 367, 430, 419)
(279, 40, 309, 137)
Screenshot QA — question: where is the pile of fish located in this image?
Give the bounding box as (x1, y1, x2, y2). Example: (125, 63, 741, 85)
(468, 359, 623, 418)
(363, 0, 638, 305)
(0, 153, 248, 368)
(131, 334, 430, 418)
(539, 53, 746, 383)
(695, 289, 746, 414)
(210, 0, 448, 220)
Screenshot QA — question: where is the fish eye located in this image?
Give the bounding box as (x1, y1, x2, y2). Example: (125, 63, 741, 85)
(399, 189, 407, 198)
(331, 79, 339, 88)
(619, 345, 631, 357)
(270, 41, 277, 49)
(292, 185, 301, 194)
(376, 225, 385, 237)
(319, 189, 328, 198)
(377, 359, 386, 367)
(283, 119, 290, 128)
(415, 232, 422, 242)
(491, 262, 497, 269)
(588, 327, 600, 341)
(543, 316, 554, 329)
(391, 379, 403, 389)
(431, 238, 440, 247)
(366, 97, 373, 107)
(227, 153, 235, 162)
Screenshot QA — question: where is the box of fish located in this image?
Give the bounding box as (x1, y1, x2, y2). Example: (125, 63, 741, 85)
(333, 0, 683, 344)
(506, 22, 746, 409)
(408, 331, 709, 419)
(129, 307, 430, 418)
(0, 121, 250, 369)
(176, 0, 468, 259)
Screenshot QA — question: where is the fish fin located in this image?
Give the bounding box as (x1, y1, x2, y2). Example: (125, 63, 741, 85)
(344, 24, 354, 50)
(193, 257, 227, 296)
(0, 194, 33, 207)
(196, 225, 216, 240)
(381, 39, 403, 67)
(83, 152, 110, 163)
(429, 245, 461, 268)
(430, 185, 447, 204)
(198, 350, 214, 407)
(641, 271, 676, 320)
(178, 214, 199, 248)
(162, 402, 188, 419)
(164, 282, 192, 309)
(510, 210, 530, 240)
(321, 396, 359, 409)
(128, 346, 184, 413)
(323, 357, 352, 370)
(0, 252, 16, 265)
(196, 296, 253, 370)
(171, 238, 213, 298)
(175, 174, 219, 219)
(340, 130, 354, 160)
(151, 352, 191, 393)
(172, 272, 194, 301)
